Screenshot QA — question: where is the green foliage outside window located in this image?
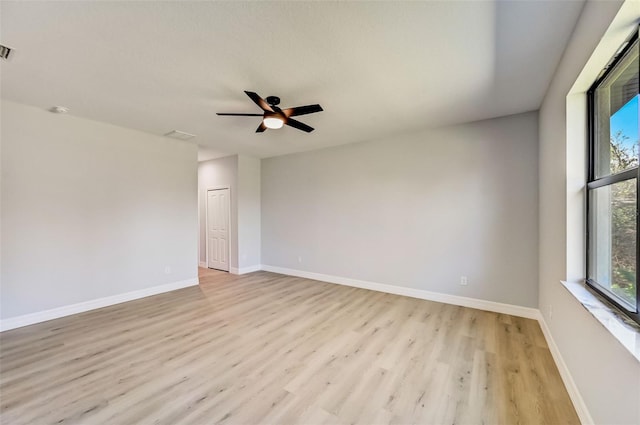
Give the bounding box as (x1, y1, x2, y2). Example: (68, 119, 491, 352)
(610, 130, 638, 305)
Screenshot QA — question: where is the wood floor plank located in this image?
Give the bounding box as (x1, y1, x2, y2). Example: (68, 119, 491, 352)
(0, 268, 580, 424)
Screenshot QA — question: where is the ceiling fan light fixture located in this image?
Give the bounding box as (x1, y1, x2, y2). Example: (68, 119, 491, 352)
(218, 91, 321, 133)
(263, 117, 284, 129)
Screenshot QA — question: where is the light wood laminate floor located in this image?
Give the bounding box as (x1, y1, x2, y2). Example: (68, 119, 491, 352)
(0, 268, 579, 425)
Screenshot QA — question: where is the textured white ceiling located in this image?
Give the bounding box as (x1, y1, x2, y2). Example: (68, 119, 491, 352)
(1, 1, 584, 158)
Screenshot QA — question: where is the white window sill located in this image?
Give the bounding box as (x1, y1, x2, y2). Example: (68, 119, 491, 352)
(561, 280, 640, 363)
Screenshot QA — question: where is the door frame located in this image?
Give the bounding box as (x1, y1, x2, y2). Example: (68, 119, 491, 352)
(205, 186, 231, 271)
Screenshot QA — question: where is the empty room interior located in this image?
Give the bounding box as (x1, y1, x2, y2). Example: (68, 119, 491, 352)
(1, 1, 640, 424)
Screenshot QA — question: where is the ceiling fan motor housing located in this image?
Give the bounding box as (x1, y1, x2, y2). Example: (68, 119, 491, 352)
(266, 96, 280, 106)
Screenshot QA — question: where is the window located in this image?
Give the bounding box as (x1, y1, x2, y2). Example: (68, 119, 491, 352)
(587, 29, 640, 325)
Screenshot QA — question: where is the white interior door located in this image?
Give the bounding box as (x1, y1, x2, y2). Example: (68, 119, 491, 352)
(206, 188, 230, 271)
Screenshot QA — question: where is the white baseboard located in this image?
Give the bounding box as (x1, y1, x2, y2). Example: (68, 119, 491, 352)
(239, 265, 262, 274)
(0, 277, 199, 332)
(260, 265, 539, 319)
(230, 265, 262, 275)
(198, 261, 207, 268)
(537, 314, 593, 425)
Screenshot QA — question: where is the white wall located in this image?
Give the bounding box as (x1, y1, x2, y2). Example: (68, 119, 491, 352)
(262, 111, 539, 307)
(538, 0, 640, 423)
(198, 155, 238, 269)
(1, 100, 198, 320)
(237, 155, 261, 271)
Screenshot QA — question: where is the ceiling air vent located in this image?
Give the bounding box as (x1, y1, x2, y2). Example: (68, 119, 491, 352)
(0, 45, 12, 60)
(164, 130, 196, 141)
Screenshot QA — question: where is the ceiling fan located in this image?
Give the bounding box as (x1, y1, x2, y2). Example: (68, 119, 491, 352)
(217, 91, 323, 133)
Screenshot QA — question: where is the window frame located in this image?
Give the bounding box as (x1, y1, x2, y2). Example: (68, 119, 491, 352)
(586, 28, 640, 325)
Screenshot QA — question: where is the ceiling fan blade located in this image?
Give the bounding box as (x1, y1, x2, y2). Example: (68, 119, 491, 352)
(244, 91, 274, 112)
(216, 113, 264, 116)
(282, 104, 323, 118)
(256, 121, 267, 133)
(285, 118, 314, 133)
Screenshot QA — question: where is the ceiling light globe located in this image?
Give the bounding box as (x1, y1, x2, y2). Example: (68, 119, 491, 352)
(263, 117, 284, 129)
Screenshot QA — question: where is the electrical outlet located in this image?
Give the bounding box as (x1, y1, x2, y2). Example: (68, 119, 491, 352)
(164, 266, 172, 275)
(298, 256, 303, 263)
(460, 276, 468, 286)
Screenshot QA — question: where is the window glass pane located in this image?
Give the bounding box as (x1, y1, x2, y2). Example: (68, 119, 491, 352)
(589, 178, 637, 308)
(593, 39, 639, 178)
